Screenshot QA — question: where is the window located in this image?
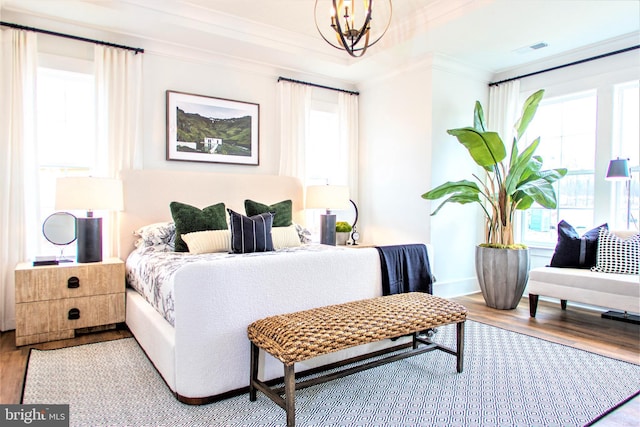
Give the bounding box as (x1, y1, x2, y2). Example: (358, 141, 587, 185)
(36, 66, 96, 257)
(612, 81, 639, 229)
(304, 101, 345, 235)
(306, 101, 346, 186)
(520, 90, 598, 245)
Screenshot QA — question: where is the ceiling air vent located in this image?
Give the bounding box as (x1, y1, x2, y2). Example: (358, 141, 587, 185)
(514, 42, 549, 54)
(530, 42, 548, 50)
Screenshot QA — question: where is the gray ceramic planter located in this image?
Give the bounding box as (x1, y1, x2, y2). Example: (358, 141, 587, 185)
(475, 246, 530, 309)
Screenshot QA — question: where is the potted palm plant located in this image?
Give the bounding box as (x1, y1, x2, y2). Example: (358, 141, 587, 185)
(422, 89, 567, 309)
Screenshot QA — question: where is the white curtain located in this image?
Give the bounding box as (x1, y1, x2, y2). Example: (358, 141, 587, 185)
(94, 45, 143, 259)
(0, 30, 39, 331)
(338, 92, 359, 202)
(487, 80, 521, 147)
(277, 80, 312, 181)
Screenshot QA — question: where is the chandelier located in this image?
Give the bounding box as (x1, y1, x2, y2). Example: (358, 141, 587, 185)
(314, 0, 393, 58)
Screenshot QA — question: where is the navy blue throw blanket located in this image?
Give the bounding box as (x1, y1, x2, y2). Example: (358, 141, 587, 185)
(375, 244, 434, 295)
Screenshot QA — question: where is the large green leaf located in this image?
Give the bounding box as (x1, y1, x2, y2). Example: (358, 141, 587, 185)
(514, 89, 544, 141)
(512, 191, 535, 210)
(421, 179, 480, 200)
(429, 193, 483, 215)
(505, 137, 540, 194)
(447, 128, 506, 169)
(421, 180, 483, 215)
(517, 155, 543, 184)
(474, 101, 487, 131)
(518, 178, 559, 208)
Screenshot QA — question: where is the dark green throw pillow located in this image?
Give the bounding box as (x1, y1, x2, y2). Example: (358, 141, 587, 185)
(244, 199, 292, 227)
(170, 201, 227, 252)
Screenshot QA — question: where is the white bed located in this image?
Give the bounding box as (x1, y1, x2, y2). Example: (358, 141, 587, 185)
(119, 169, 405, 403)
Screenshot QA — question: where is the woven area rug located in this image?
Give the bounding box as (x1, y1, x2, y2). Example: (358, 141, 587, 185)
(22, 321, 639, 427)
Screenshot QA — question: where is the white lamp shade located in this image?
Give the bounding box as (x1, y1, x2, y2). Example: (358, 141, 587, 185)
(606, 158, 631, 181)
(306, 185, 350, 210)
(55, 177, 124, 212)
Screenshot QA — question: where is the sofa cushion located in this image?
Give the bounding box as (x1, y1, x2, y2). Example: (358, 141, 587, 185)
(549, 220, 607, 269)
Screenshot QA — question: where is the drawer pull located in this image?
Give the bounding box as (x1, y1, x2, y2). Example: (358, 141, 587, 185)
(68, 308, 80, 320)
(67, 276, 80, 288)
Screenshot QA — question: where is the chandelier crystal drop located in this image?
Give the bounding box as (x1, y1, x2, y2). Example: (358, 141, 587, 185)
(314, 0, 393, 58)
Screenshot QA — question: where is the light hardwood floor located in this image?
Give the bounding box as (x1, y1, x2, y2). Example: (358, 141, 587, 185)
(1, 294, 638, 425)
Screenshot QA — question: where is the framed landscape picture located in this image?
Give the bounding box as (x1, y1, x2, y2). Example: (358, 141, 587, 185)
(166, 91, 259, 165)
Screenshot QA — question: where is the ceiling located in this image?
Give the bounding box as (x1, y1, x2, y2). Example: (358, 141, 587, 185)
(2, 0, 639, 84)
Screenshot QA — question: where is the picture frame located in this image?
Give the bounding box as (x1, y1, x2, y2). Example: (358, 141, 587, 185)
(166, 90, 259, 165)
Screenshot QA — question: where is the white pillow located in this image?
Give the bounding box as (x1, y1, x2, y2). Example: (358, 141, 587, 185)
(272, 225, 302, 249)
(182, 229, 231, 254)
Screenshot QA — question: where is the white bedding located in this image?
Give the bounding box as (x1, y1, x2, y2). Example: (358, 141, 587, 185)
(126, 243, 351, 326)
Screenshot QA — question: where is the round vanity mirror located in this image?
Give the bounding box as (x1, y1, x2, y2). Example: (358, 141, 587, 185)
(43, 212, 77, 246)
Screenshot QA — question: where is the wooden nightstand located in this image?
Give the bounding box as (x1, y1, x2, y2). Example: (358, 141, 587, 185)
(14, 258, 125, 346)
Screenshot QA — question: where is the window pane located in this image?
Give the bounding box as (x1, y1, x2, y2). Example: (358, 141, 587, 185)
(558, 174, 594, 208)
(37, 68, 95, 168)
(36, 67, 96, 257)
(307, 109, 342, 184)
(521, 90, 597, 245)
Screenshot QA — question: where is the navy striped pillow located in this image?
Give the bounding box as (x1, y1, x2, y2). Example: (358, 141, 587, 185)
(227, 209, 274, 254)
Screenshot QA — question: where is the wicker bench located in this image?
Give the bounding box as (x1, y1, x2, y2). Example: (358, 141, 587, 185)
(247, 292, 467, 427)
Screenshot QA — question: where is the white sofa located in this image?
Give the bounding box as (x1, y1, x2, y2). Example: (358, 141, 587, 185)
(528, 230, 640, 318)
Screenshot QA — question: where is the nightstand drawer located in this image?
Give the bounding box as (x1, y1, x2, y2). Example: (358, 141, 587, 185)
(15, 293, 125, 344)
(15, 259, 124, 302)
(49, 293, 125, 331)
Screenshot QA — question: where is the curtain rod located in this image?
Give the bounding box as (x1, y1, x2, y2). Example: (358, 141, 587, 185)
(278, 76, 359, 95)
(0, 21, 144, 54)
(489, 45, 639, 87)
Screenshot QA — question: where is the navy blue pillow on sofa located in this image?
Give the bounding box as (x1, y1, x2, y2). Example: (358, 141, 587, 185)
(549, 220, 608, 268)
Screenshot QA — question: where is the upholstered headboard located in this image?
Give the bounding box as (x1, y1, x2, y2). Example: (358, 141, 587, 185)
(118, 169, 304, 259)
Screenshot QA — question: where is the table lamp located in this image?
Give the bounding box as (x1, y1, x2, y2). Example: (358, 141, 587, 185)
(606, 158, 631, 229)
(306, 185, 350, 245)
(55, 177, 124, 263)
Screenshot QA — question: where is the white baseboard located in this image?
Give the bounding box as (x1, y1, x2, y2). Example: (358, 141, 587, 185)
(433, 277, 479, 298)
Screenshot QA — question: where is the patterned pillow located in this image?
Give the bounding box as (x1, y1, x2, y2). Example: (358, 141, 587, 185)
(294, 223, 312, 244)
(592, 228, 640, 275)
(134, 222, 176, 250)
(244, 199, 292, 227)
(228, 209, 274, 254)
(170, 201, 227, 252)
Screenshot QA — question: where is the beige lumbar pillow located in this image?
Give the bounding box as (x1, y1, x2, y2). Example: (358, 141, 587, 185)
(182, 230, 231, 254)
(271, 225, 302, 249)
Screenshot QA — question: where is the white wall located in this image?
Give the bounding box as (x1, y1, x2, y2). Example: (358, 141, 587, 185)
(358, 59, 434, 246)
(359, 55, 490, 297)
(429, 58, 490, 297)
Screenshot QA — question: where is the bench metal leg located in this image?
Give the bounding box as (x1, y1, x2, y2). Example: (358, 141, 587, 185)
(249, 342, 259, 401)
(284, 364, 296, 427)
(456, 321, 465, 373)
